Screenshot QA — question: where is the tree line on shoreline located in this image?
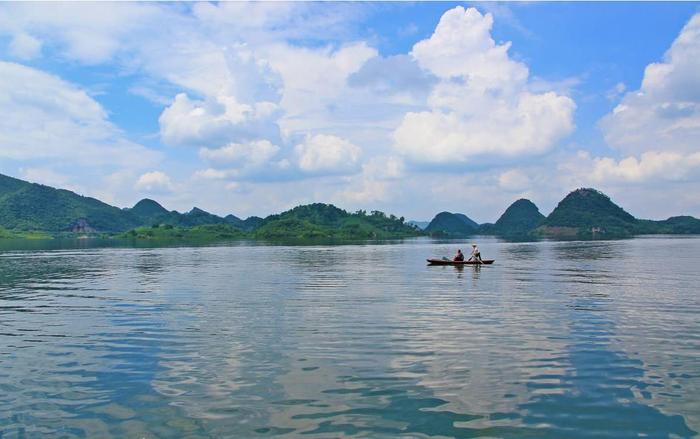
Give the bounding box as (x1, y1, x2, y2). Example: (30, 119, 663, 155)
(1, 173, 698, 241)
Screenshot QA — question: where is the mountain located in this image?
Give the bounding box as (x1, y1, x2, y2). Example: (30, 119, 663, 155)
(537, 188, 638, 237)
(424, 212, 478, 236)
(454, 213, 479, 229)
(223, 214, 263, 231)
(637, 216, 700, 234)
(240, 216, 264, 231)
(128, 199, 171, 225)
(491, 199, 545, 236)
(253, 203, 420, 240)
(0, 173, 249, 233)
(177, 207, 229, 227)
(407, 220, 430, 230)
(0, 173, 141, 232)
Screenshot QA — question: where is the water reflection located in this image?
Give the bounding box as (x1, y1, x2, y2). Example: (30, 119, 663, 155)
(0, 237, 698, 437)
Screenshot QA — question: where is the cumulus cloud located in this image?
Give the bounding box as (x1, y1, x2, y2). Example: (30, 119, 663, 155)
(569, 150, 700, 184)
(348, 54, 435, 100)
(393, 6, 575, 166)
(600, 13, 700, 155)
(295, 134, 361, 175)
(135, 171, 173, 193)
(263, 42, 377, 133)
(159, 93, 280, 148)
(411, 7, 527, 86)
(0, 61, 160, 168)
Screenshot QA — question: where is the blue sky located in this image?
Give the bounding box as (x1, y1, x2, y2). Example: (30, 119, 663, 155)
(0, 2, 699, 222)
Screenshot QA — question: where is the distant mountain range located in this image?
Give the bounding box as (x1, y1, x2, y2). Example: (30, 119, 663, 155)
(0, 173, 266, 234)
(0, 173, 419, 240)
(423, 188, 700, 238)
(1, 172, 699, 240)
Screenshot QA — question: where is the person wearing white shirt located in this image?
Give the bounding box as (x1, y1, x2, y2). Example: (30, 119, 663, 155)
(469, 243, 482, 263)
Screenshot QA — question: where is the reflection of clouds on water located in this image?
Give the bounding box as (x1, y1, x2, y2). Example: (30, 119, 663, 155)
(1, 237, 699, 437)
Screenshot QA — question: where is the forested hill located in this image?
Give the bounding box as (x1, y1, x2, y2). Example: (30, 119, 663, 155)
(0, 173, 141, 232)
(0, 173, 247, 233)
(490, 199, 545, 236)
(424, 212, 479, 236)
(252, 204, 421, 239)
(535, 188, 700, 237)
(2, 173, 699, 239)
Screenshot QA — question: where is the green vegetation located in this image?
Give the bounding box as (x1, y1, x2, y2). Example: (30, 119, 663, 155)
(128, 198, 170, 225)
(119, 224, 245, 240)
(636, 216, 700, 234)
(0, 173, 258, 234)
(490, 199, 545, 236)
(118, 204, 421, 241)
(2, 173, 699, 242)
(536, 188, 639, 237)
(252, 204, 421, 240)
(531, 188, 700, 238)
(0, 174, 141, 232)
(424, 212, 479, 236)
(0, 225, 51, 240)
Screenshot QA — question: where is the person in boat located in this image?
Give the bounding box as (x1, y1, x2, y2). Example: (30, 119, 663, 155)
(453, 249, 465, 262)
(468, 243, 483, 263)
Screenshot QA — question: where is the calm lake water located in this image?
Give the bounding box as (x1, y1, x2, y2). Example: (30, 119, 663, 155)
(0, 236, 699, 438)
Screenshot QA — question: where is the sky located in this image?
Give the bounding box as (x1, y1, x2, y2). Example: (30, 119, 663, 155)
(0, 2, 699, 222)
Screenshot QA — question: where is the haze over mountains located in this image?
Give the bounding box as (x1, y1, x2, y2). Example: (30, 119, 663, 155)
(1, 172, 699, 239)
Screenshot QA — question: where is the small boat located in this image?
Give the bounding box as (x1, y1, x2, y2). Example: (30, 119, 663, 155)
(427, 258, 495, 265)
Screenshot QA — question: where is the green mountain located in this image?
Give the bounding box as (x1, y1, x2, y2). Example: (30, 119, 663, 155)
(3, 172, 699, 241)
(240, 216, 264, 231)
(536, 188, 638, 237)
(0, 173, 141, 232)
(491, 199, 545, 236)
(0, 173, 248, 233)
(424, 212, 478, 236)
(252, 204, 420, 240)
(128, 199, 171, 225)
(637, 216, 700, 234)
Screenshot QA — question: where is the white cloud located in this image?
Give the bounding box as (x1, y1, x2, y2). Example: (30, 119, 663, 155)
(159, 93, 280, 148)
(264, 42, 377, 133)
(411, 7, 527, 87)
(0, 61, 160, 169)
(193, 168, 231, 181)
(498, 169, 531, 192)
(295, 134, 361, 175)
(199, 140, 281, 169)
(0, 2, 162, 64)
(8, 32, 42, 59)
(393, 7, 575, 166)
(600, 13, 700, 155)
(569, 150, 700, 184)
(135, 171, 173, 193)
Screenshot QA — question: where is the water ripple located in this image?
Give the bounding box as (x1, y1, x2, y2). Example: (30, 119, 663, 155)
(0, 237, 698, 437)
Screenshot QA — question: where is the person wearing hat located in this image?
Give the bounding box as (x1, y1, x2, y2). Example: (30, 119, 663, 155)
(468, 243, 482, 263)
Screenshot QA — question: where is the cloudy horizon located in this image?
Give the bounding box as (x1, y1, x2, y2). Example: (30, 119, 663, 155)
(1, 2, 699, 223)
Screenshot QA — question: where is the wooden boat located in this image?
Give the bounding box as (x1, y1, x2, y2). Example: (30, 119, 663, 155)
(427, 258, 495, 265)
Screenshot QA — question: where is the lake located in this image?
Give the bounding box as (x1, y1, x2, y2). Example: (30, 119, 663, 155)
(0, 236, 698, 438)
